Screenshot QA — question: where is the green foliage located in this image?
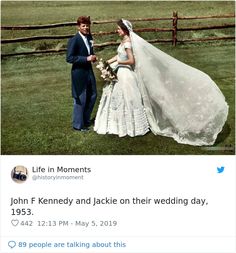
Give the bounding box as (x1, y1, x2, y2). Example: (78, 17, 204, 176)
(1, 1, 235, 154)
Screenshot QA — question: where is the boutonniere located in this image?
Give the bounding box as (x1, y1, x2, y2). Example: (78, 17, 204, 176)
(90, 40, 94, 47)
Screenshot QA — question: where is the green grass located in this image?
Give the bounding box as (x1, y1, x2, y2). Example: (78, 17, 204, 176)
(1, 1, 235, 154)
(1, 1, 235, 53)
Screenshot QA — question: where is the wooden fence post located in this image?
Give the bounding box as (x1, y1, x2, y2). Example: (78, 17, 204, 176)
(172, 11, 178, 46)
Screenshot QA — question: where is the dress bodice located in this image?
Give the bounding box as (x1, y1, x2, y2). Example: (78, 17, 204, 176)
(117, 42, 132, 62)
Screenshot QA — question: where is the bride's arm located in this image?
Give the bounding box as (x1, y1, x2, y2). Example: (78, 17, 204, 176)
(107, 55, 117, 64)
(118, 48, 135, 65)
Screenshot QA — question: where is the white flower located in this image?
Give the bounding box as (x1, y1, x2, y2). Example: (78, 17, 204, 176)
(90, 40, 94, 47)
(96, 58, 117, 82)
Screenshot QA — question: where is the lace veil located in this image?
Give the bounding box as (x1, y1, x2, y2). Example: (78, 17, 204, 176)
(121, 19, 228, 145)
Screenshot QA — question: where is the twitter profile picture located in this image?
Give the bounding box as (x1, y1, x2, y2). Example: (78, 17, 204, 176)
(11, 166, 28, 183)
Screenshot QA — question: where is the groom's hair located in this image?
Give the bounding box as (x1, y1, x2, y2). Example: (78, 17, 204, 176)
(77, 16, 91, 25)
(117, 19, 130, 35)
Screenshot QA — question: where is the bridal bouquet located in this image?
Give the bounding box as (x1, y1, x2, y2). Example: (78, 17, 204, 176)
(96, 59, 117, 82)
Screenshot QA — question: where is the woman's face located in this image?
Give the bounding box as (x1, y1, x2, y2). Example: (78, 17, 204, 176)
(117, 26, 126, 37)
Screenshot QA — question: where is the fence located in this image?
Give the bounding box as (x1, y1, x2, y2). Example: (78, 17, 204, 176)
(1, 12, 235, 57)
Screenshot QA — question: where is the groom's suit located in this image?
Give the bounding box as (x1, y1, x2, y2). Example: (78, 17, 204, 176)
(66, 32, 97, 129)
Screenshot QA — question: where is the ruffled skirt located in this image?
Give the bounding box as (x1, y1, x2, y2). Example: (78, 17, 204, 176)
(94, 67, 149, 137)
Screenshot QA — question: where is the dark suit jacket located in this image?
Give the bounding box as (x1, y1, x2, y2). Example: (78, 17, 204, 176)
(66, 33, 95, 98)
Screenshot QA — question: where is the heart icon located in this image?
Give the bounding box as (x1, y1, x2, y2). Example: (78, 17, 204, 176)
(8, 241, 16, 248)
(11, 219, 19, 226)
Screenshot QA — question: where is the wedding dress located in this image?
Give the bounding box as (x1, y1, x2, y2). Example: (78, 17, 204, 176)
(95, 20, 228, 145)
(94, 41, 150, 137)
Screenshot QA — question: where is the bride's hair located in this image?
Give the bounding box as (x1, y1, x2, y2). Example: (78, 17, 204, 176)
(117, 19, 130, 35)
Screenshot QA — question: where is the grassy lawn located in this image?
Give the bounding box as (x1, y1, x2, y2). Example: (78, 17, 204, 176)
(1, 1, 235, 155)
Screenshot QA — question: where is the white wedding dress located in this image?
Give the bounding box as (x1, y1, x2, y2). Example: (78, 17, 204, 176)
(94, 42, 150, 137)
(94, 20, 228, 146)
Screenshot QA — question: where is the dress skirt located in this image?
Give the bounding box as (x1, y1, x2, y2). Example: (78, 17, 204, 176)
(94, 67, 150, 137)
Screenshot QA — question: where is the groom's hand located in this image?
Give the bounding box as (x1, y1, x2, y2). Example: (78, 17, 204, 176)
(87, 55, 97, 62)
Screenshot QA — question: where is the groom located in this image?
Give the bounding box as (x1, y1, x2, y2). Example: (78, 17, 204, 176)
(66, 16, 97, 131)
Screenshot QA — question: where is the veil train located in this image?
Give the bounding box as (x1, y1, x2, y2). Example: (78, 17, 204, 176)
(123, 19, 228, 145)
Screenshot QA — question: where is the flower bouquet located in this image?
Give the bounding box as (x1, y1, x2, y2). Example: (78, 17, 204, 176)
(96, 59, 117, 83)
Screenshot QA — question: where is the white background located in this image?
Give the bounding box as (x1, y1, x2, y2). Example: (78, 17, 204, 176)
(0, 155, 235, 252)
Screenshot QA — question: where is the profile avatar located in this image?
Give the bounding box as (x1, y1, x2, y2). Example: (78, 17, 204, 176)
(11, 166, 28, 183)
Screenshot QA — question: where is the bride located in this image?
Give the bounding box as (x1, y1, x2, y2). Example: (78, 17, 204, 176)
(94, 19, 228, 146)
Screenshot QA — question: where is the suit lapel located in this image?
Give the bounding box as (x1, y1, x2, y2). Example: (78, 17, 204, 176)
(77, 32, 90, 55)
(76, 32, 88, 54)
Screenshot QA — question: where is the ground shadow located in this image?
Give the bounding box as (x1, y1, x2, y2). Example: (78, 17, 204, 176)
(214, 123, 231, 145)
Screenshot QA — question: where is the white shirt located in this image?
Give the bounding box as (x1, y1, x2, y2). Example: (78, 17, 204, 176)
(79, 31, 90, 55)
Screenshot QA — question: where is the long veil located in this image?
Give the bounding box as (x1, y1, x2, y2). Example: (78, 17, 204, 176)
(122, 20, 228, 146)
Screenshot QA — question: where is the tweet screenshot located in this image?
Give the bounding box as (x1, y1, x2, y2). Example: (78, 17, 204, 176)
(0, 155, 235, 253)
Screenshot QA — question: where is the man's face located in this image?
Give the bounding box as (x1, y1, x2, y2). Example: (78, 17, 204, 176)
(78, 23, 90, 35)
